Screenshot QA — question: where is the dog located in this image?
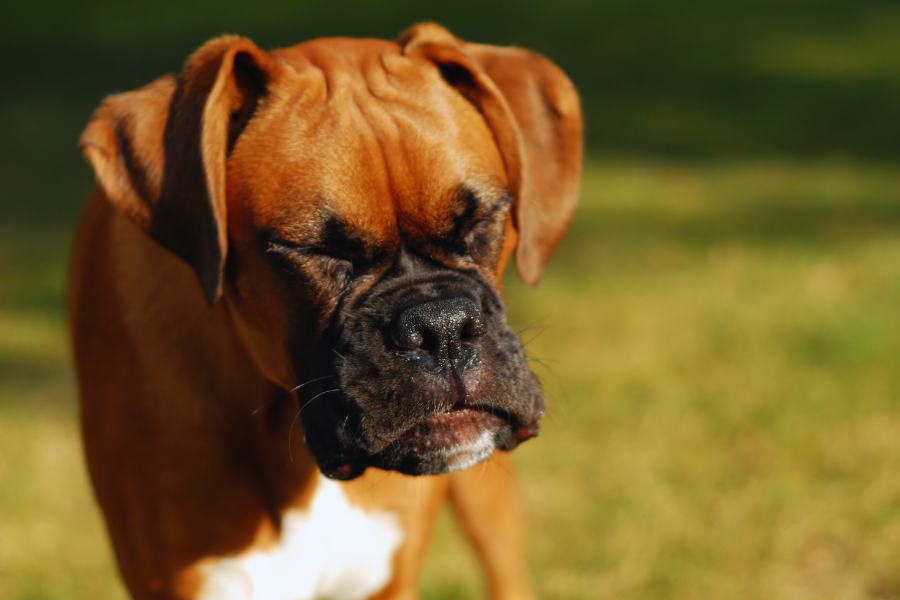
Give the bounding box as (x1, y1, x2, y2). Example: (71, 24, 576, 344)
(71, 23, 582, 600)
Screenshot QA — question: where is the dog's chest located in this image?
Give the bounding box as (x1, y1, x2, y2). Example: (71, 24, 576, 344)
(198, 476, 404, 600)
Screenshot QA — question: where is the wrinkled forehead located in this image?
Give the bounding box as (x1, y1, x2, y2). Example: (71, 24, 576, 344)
(229, 37, 509, 245)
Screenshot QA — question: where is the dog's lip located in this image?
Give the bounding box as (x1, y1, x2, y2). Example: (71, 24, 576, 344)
(386, 405, 504, 455)
(323, 460, 367, 481)
(320, 407, 541, 480)
(322, 406, 502, 480)
(411, 405, 490, 432)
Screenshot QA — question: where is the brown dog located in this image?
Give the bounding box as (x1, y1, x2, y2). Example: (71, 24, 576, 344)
(71, 23, 581, 600)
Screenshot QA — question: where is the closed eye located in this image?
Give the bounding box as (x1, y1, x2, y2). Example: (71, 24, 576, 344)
(441, 193, 512, 259)
(266, 239, 355, 290)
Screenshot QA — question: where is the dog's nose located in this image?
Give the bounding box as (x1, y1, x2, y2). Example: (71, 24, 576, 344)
(390, 297, 486, 366)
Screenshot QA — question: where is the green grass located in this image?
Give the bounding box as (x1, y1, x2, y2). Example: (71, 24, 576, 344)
(2, 160, 900, 599)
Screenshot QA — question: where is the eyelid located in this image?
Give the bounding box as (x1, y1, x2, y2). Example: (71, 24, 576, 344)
(460, 196, 511, 235)
(485, 195, 513, 216)
(268, 239, 338, 257)
(267, 241, 362, 274)
(459, 196, 512, 235)
(266, 235, 306, 252)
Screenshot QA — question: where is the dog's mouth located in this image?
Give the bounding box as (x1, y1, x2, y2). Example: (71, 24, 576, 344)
(320, 405, 539, 480)
(302, 271, 545, 481)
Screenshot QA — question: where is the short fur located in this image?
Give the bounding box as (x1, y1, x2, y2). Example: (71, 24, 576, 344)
(72, 23, 582, 600)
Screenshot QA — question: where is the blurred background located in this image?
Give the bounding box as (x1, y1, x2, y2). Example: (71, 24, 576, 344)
(2, 1, 900, 598)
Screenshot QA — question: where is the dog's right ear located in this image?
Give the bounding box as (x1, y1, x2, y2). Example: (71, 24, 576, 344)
(79, 36, 283, 305)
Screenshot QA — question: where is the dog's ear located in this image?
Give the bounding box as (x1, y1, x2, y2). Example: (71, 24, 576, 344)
(80, 36, 282, 304)
(400, 23, 583, 285)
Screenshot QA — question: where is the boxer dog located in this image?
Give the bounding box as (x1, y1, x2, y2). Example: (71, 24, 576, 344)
(71, 23, 581, 600)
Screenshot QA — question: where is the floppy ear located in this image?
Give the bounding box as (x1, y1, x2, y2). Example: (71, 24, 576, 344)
(400, 23, 583, 285)
(79, 36, 283, 304)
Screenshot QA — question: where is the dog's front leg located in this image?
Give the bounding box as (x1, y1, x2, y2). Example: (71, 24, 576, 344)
(449, 452, 539, 600)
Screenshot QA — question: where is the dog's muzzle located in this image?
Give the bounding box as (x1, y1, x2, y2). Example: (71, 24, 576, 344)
(300, 270, 545, 480)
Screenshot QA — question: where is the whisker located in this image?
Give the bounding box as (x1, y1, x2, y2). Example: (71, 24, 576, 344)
(300, 388, 342, 414)
(516, 315, 549, 336)
(248, 375, 337, 418)
(475, 456, 489, 483)
(527, 354, 566, 391)
(527, 357, 564, 388)
(526, 356, 562, 365)
(524, 353, 569, 423)
(361, 469, 393, 496)
(521, 325, 551, 347)
(249, 400, 275, 419)
(488, 453, 515, 478)
(288, 388, 342, 461)
(287, 375, 335, 395)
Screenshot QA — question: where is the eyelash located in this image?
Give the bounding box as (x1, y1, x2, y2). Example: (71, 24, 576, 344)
(320, 256, 353, 289)
(454, 209, 508, 259)
(267, 243, 355, 290)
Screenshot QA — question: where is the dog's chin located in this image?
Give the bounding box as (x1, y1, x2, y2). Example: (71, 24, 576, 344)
(374, 408, 505, 476)
(320, 408, 539, 480)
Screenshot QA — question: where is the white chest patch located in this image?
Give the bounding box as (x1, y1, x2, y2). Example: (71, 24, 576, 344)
(198, 475, 404, 600)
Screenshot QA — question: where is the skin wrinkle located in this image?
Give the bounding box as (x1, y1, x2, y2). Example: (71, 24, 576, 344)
(73, 27, 579, 598)
(352, 80, 402, 226)
(356, 57, 474, 242)
(264, 43, 508, 272)
(298, 241, 534, 476)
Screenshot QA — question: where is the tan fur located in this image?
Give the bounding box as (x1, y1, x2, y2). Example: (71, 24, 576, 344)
(72, 24, 581, 600)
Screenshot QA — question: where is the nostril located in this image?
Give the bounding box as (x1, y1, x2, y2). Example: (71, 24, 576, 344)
(420, 329, 441, 355)
(390, 296, 487, 361)
(406, 331, 424, 350)
(392, 319, 424, 351)
(460, 317, 485, 342)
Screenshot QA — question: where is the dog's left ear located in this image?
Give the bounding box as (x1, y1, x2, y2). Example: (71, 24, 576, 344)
(401, 23, 583, 285)
(80, 36, 284, 304)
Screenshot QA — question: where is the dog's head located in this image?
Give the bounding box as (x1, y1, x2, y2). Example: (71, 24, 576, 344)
(79, 24, 582, 479)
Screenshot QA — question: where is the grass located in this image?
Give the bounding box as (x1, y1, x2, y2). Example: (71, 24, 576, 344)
(2, 159, 900, 599)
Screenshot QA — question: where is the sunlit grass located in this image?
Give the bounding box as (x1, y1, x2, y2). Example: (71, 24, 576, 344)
(2, 160, 900, 599)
